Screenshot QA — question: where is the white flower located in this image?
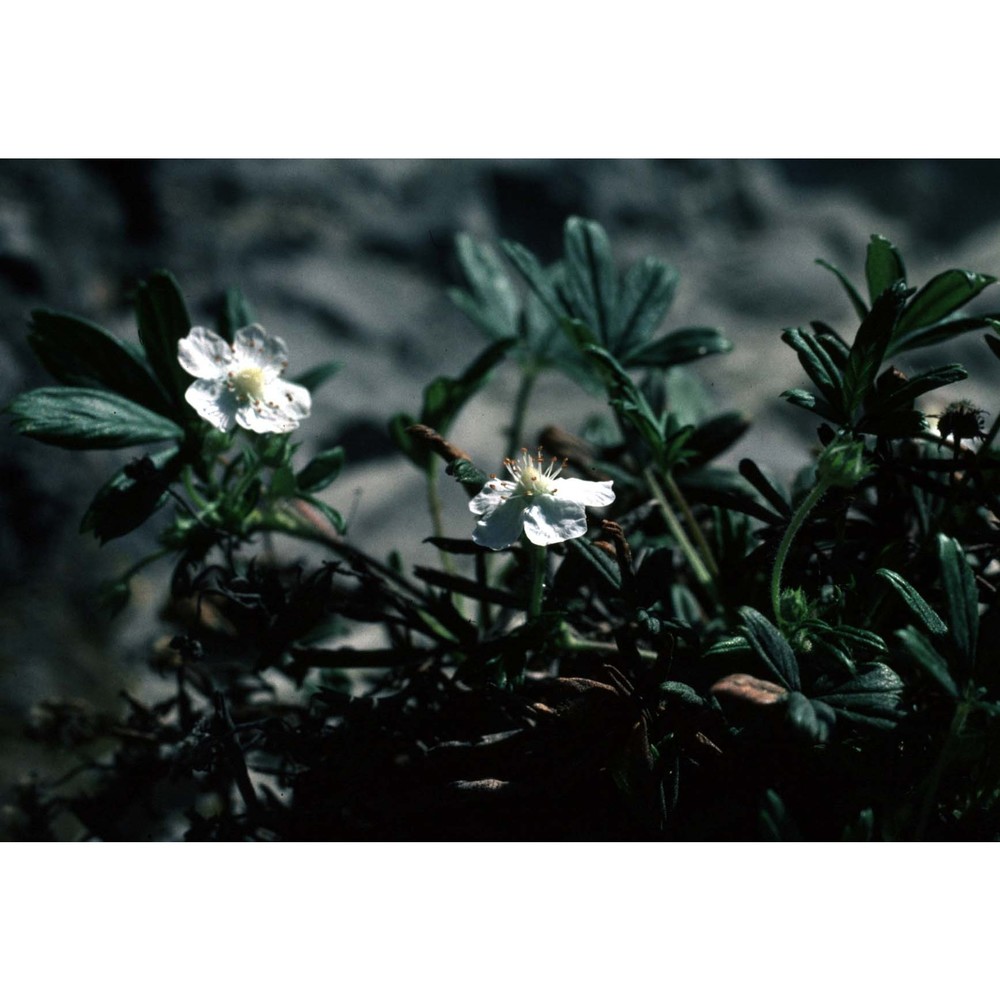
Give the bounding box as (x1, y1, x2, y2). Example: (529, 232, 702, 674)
(177, 324, 311, 434)
(470, 448, 615, 550)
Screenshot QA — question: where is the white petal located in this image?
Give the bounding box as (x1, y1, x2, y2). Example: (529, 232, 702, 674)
(185, 379, 238, 432)
(178, 327, 232, 378)
(472, 496, 529, 550)
(233, 324, 289, 376)
(235, 401, 300, 434)
(262, 377, 311, 422)
(553, 478, 615, 508)
(469, 480, 515, 516)
(522, 496, 588, 546)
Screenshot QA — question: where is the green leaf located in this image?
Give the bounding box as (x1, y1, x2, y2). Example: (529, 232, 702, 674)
(780, 327, 845, 411)
(80, 447, 181, 543)
(135, 271, 193, 408)
(448, 233, 520, 340)
(842, 281, 909, 419)
(785, 692, 836, 743)
(296, 446, 346, 491)
(297, 492, 346, 534)
(582, 345, 665, 460)
(27, 310, 171, 416)
(816, 258, 868, 320)
(864, 235, 906, 303)
(413, 565, 523, 609)
(780, 388, 840, 422)
(896, 626, 959, 698)
(623, 326, 732, 368)
(290, 360, 343, 393)
(985, 330, 1000, 362)
(937, 534, 979, 672)
(876, 568, 948, 636)
(815, 665, 906, 728)
(446, 457, 489, 493)
(888, 313, 999, 356)
(501, 239, 564, 322)
(269, 465, 298, 499)
(685, 411, 749, 467)
(738, 458, 792, 517)
(219, 287, 257, 343)
(7, 387, 185, 450)
(611, 256, 678, 355)
(894, 269, 997, 336)
(421, 337, 515, 433)
(864, 363, 967, 417)
(562, 217, 617, 344)
(739, 606, 800, 691)
(388, 412, 420, 464)
(759, 789, 803, 840)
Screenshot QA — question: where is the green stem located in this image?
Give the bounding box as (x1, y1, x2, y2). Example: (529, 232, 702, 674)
(645, 469, 712, 590)
(770, 473, 831, 627)
(664, 470, 719, 579)
(914, 698, 971, 841)
(507, 367, 538, 458)
(559, 628, 657, 663)
(527, 540, 547, 620)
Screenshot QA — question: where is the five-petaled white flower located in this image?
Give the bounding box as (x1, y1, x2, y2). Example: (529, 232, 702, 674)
(177, 324, 312, 434)
(470, 448, 615, 550)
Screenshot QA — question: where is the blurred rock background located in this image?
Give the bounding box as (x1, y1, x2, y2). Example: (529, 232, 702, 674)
(2, 159, 999, 804)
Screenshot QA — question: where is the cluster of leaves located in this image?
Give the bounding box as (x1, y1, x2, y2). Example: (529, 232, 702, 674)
(5, 225, 1000, 841)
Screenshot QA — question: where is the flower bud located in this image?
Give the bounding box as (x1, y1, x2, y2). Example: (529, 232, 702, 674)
(818, 437, 871, 489)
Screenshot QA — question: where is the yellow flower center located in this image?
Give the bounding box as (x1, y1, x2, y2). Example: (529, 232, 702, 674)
(505, 448, 566, 497)
(231, 366, 266, 401)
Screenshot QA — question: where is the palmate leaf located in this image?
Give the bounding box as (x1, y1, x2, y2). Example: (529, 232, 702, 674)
(582, 344, 666, 462)
(27, 310, 172, 417)
(780, 327, 845, 413)
(6, 387, 184, 450)
(739, 606, 800, 691)
(816, 257, 868, 321)
(684, 411, 750, 467)
(814, 665, 906, 729)
(937, 534, 979, 673)
(841, 281, 910, 420)
(562, 216, 618, 345)
(501, 238, 565, 322)
(738, 458, 792, 517)
(448, 233, 520, 341)
(622, 326, 732, 369)
(864, 234, 907, 303)
(863, 363, 967, 418)
(893, 268, 997, 337)
(780, 388, 840, 422)
(887, 313, 1000, 356)
(612, 256, 678, 355)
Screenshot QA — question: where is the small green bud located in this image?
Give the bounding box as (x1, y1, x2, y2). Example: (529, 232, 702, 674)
(818, 437, 872, 489)
(779, 587, 811, 625)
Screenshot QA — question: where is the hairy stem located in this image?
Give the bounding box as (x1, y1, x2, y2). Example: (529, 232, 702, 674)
(770, 474, 831, 626)
(527, 540, 547, 620)
(645, 469, 712, 590)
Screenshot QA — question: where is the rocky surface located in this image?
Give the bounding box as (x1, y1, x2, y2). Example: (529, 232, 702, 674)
(2, 159, 999, 794)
